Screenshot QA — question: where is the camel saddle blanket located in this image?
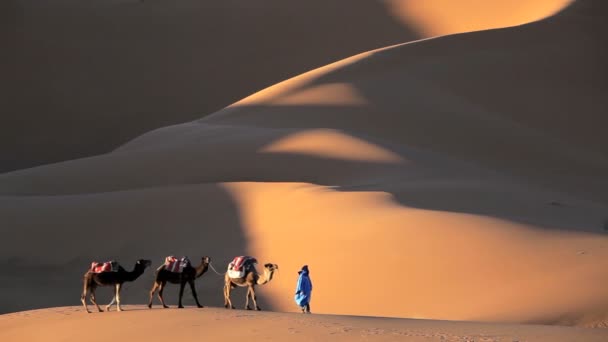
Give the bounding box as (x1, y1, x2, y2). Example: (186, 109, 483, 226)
(228, 256, 257, 278)
(90, 261, 118, 273)
(164, 256, 191, 273)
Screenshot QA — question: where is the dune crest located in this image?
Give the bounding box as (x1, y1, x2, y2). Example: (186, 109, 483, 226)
(260, 129, 404, 163)
(383, 0, 574, 36)
(3, 0, 579, 171)
(258, 83, 368, 106)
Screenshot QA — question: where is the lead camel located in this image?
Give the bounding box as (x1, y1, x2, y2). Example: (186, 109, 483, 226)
(224, 262, 279, 311)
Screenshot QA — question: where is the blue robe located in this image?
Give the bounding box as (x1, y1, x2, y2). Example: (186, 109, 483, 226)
(294, 270, 312, 306)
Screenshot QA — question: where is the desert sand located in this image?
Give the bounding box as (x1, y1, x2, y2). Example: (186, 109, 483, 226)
(1, 306, 607, 342)
(1, 0, 607, 341)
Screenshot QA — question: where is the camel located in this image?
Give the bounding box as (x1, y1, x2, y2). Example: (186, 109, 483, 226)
(81, 259, 152, 313)
(224, 262, 279, 311)
(148, 256, 211, 309)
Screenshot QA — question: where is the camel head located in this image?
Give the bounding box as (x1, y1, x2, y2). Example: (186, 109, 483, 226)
(194, 256, 211, 278)
(263, 263, 279, 272)
(136, 259, 152, 269)
(255, 263, 279, 285)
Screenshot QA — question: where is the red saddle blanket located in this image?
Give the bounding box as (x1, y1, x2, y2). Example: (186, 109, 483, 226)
(229, 256, 257, 271)
(90, 261, 118, 273)
(164, 256, 191, 273)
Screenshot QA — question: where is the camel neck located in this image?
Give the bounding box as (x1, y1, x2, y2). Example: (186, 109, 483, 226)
(195, 262, 209, 278)
(125, 264, 145, 281)
(257, 268, 274, 285)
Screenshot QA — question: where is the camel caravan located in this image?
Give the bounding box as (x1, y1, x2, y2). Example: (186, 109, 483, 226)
(81, 255, 279, 313)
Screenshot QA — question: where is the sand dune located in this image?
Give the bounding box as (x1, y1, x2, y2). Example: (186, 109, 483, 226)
(1, 307, 607, 342)
(0, 0, 572, 172)
(1, 0, 607, 339)
(204, 0, 608, 204)
(260, 129, 405, 163)
(384, 0, 575, 36)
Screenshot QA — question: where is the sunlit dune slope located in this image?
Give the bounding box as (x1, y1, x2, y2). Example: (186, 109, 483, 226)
(205, 0, 608, 204)
(384, 0, 574, 36)
(0, 0, 606, 328)
(224, 182, 608, 325)
(0, 0, 572, 172)
(1, 179, 607, 325)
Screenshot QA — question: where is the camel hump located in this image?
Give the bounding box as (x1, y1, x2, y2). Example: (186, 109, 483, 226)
(90, 260, 118, 273)
(163, 255, 191, 273)
(230, 256, 257, 271)
(228, 256, 257, 278)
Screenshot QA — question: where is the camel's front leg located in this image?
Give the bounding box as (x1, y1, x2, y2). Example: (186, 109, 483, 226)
(115, 283, 123, 311)
(249, 285, 261, 311)
(90, 288, 103, 312)
(178, 281, 186, 308)
(188, 280, 203, 308)
(158, 281, 169, 308)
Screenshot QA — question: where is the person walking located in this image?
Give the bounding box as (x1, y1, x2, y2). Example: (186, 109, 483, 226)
(294, 265, 312, 313)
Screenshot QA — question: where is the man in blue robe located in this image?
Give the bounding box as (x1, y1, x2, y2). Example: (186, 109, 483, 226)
(294, 265, 312, 313)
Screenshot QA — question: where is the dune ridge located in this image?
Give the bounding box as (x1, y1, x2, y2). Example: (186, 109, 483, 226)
(383, 0, 575, 36)
(1, 0, 573, 172)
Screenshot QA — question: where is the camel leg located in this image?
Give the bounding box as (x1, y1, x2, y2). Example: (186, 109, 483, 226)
(148, 282, 159, 309)
(106, 295, 116, 312)
(89, 287, 103, 312)
(178, 281, 186, 308)
(158, 281, 169, 308)
(115, 283, 123, 312)
(224, 282, 235, 309)
(245, 286, 252, 310)
(223, 283, 229, 308)
(81, 282, 90, 313)
(249, 285, 261, 311)
(189, 280, 203, 308)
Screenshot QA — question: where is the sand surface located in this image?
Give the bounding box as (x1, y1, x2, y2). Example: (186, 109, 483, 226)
(1, 306, 606, 342)
(1, 0, 607, 340)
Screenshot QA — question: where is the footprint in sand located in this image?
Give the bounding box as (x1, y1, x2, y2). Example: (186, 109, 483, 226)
(287, 327, 300, 334)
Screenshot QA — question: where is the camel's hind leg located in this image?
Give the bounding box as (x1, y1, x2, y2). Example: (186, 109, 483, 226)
(158, 281, 169, 308)
(223, 282, 235, 309)
(81, 278, 90, 313)
(244, 286, 251, 310)
(148, 282, 159, 309)
(89, 287, 103, 312)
